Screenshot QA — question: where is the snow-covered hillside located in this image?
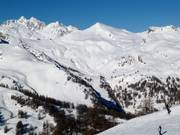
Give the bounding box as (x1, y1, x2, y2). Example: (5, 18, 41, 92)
(0, 87, 55, 135)
(0, 17, 180, 134)
(99, 105, 180, 135)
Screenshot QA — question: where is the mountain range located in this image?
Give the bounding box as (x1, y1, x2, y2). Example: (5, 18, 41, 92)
(0, 17, 180, 135)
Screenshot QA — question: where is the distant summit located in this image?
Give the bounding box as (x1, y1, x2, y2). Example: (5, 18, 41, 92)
(18, 16, 46, 30)
(1, 16, 78, 39)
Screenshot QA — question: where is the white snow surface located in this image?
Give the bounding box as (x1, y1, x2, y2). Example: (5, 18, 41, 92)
(98, 105, 180, 135)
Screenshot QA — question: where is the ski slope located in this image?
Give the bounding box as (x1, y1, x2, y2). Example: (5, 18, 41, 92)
(99, 105, 180, 135)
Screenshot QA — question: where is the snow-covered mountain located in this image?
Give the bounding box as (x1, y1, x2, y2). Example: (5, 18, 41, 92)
(1, 16, 77, 40)
(0, 17, 180, 134)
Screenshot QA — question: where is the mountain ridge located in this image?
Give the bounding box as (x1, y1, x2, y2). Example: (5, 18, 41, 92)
(2, 16, 179, 34)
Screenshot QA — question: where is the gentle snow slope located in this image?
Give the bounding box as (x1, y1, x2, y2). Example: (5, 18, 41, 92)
(99, 106, 180, 135)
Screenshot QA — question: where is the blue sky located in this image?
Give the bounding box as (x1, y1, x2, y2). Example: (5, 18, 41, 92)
(0, 0, 180, 32)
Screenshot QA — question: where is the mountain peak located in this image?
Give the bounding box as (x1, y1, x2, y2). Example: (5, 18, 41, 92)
(1, 17, 78, 39)
(147, 25, 178, 33)
(17, 16, 45, 30)
(88, 22, 110, 30)
(29, 17, 43, 24)
(40, 21, 78, 39)
(46, 21, 63, 28)
(18, 16, 27, 23)
(87, 22, 129, 33)
(92, 22, 104, 27)
(83, 22, 131, 41)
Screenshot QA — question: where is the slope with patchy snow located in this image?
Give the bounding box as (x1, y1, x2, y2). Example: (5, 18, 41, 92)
(0, 87, 54, 135)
